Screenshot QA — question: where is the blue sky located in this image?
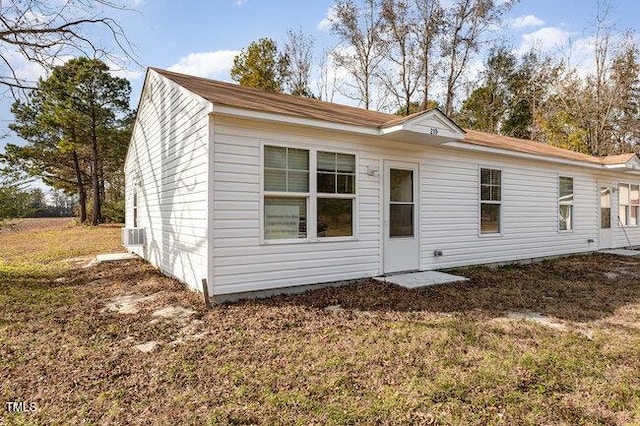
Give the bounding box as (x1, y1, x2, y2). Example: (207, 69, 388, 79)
(1, 0, 639, 179)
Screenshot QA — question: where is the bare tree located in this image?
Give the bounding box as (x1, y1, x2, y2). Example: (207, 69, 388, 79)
(536, 2, 639, 156)
(283, 27, 315, 97)
(316, 49, 341, 103)
(413, 0, 443, 110)
(440, 0, 515, 116)
(379, 0, 422, 115)
(330, 0, 387, 109)
(0, 0, 137, 96)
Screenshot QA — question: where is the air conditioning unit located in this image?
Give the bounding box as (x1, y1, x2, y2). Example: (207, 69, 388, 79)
(122, 227, 145, 247)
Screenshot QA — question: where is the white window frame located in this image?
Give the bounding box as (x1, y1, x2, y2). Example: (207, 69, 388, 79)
(619, 183, 630, 227)
(630, 184, 639, 227)
(316, 150, 357, 241)
(260, 141, 358, 244)
(133, 186, 139, 228)
(558, 175, 574, 232)
(478, 166, 502, 236)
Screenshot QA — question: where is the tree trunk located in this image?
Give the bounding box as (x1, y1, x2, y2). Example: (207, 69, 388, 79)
(90, 110, 101, 225)
(99, 157, 106, 214)
(72, 150, 87, 223)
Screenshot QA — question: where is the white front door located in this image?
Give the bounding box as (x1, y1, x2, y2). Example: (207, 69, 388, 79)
(599, 183, 613, 249)
(383, 161, 420, 273)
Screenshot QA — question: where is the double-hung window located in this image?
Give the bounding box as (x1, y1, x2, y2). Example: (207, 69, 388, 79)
(263, 146, 309, 240)
(317, 151, 356, 237)
(480, 168, 501, 234)
(631, 185, 639, 226)
(263, 145, 356, 241)
(558, 176, 574, 231)
(133, 188, 139, 228)
(619, 183, 630, 226)
(619, 183, 639, 227)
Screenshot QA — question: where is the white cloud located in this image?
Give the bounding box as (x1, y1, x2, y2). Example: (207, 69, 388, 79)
(168, 50, 239, 80)
(233, 0, 247, 5)
(511, 14, 545, 29)
(317, 5, 338, 32)
(517, 27, 571, 54)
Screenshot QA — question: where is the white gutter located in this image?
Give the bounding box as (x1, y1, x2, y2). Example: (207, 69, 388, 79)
(441, 141, 606, 170)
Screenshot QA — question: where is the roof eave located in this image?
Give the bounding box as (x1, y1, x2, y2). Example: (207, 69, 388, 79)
(210, 104, 382, 136)
(441, 141, 605, 170)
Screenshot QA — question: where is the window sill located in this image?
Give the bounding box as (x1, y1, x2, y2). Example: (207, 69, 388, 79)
(558, 229, 575, 234)
(261, 236, 357, 245)
(317, 236, 357, 242)
(478, 232, 503, 238)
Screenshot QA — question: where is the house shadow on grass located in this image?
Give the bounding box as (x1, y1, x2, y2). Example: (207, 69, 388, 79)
(252, 253, 640, 323)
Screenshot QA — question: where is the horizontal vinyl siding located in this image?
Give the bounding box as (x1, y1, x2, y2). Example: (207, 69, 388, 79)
(421, 149, 601, 269)
(211, 119, 383, 295)
(124, 71, 210, 291)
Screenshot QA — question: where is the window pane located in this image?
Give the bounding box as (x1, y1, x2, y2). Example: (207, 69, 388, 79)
(491, 169, 501, 185)
(390, 204, 413, 237)
(481, 203, 500, 234)
(559, 177, 573, 201)
(287, 148, 309, 171)
(619, 184, 629, 205)
(287, 171, 309, 192)
(491, 185, 501, 201)
(480, 185, 491, 201)
(601, 207, 611, 229)
(317, 172, 336, 193)
(632, 185, 639, 206)
(337, 174, 355, 194)
(264, 197, 307, 239)
(619, 206, 628, 226)
(559, 204, 573, 231)
(337, 154, 355, 173)
(264, 146, 286, 168)
(318, 198, 353, 237)
(481, 168, 491, 185)
(264, 169, 286, 192)
(631, 206, 638, 226)
(601, 187, 610, 208)
(390, 169, 413, 202)
(317, 151, 335, 172)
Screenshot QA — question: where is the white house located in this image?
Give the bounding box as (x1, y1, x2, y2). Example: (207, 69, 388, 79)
(123, 68, 640, 301)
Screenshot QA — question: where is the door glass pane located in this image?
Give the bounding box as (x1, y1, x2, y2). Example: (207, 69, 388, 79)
(390, 204, 414, 237)
(390, 169, 413, 202)
(601, 187, 611, 229)
(601, 208, 611, 229)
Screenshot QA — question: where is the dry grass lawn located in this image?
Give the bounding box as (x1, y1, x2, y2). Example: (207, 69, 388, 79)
(1, 220, 639, 425)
